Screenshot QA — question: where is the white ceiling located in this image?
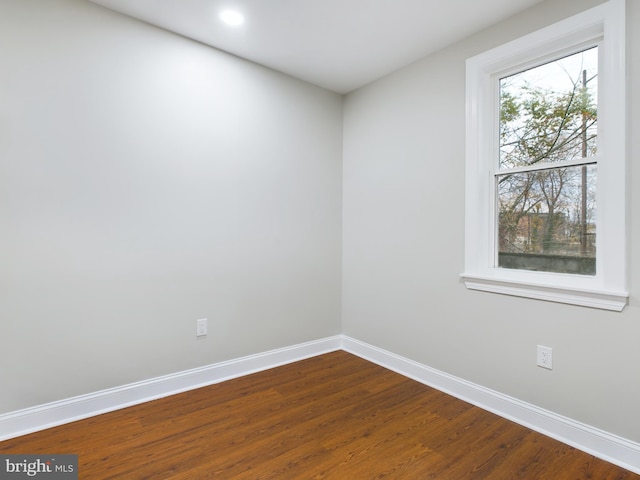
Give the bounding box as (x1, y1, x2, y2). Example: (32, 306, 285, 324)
(89, 0, 544, 94)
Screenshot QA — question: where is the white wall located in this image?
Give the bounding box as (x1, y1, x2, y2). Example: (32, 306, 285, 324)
(0, 0, 342, 413)
(343, 0, 640, 443)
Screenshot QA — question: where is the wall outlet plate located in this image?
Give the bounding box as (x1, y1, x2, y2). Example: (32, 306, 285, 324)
(196, 318, 208, 337)
(537, 345, 553, 369)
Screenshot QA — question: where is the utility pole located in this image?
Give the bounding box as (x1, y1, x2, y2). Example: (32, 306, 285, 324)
(580, 69, 588, 256)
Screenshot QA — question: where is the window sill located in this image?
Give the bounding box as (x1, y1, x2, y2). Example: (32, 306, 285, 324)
(461, 273, 628, 311)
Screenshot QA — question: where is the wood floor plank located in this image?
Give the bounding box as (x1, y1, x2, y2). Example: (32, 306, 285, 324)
(1, 351, 637, 479)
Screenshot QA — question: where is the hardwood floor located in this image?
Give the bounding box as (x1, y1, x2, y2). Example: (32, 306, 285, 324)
(1, 351, 637, 479)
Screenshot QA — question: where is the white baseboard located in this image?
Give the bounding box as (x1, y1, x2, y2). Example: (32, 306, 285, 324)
(0, 336, 342, 442)
(2, 334, 639, 475)
(341, 335, 640, 475)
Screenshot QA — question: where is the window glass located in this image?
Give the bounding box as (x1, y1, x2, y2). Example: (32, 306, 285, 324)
(499, 47, 598, 169)
(497, 165, 596, 274)
(497, 47, 598, 275)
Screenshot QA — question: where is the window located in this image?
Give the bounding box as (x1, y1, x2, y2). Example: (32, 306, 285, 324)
(498, 47, 598, 276)
(462, 0, 627, 311)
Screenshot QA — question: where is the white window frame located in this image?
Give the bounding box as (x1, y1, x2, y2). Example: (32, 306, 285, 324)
(462, 0, 627, 311)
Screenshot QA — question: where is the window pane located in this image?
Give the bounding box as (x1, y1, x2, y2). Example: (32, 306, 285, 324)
(497, 165, 596, 275)
(500, 47, 598, 169)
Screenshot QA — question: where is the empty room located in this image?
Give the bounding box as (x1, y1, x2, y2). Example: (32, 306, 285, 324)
(1, 0, 639, 478)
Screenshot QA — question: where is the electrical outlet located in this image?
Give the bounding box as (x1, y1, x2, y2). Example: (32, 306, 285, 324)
(196, 318, 208, 337)
(537, 345, 553, 369)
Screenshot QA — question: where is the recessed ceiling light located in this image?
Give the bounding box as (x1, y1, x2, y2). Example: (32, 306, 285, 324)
(219, 9, 244, 26)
